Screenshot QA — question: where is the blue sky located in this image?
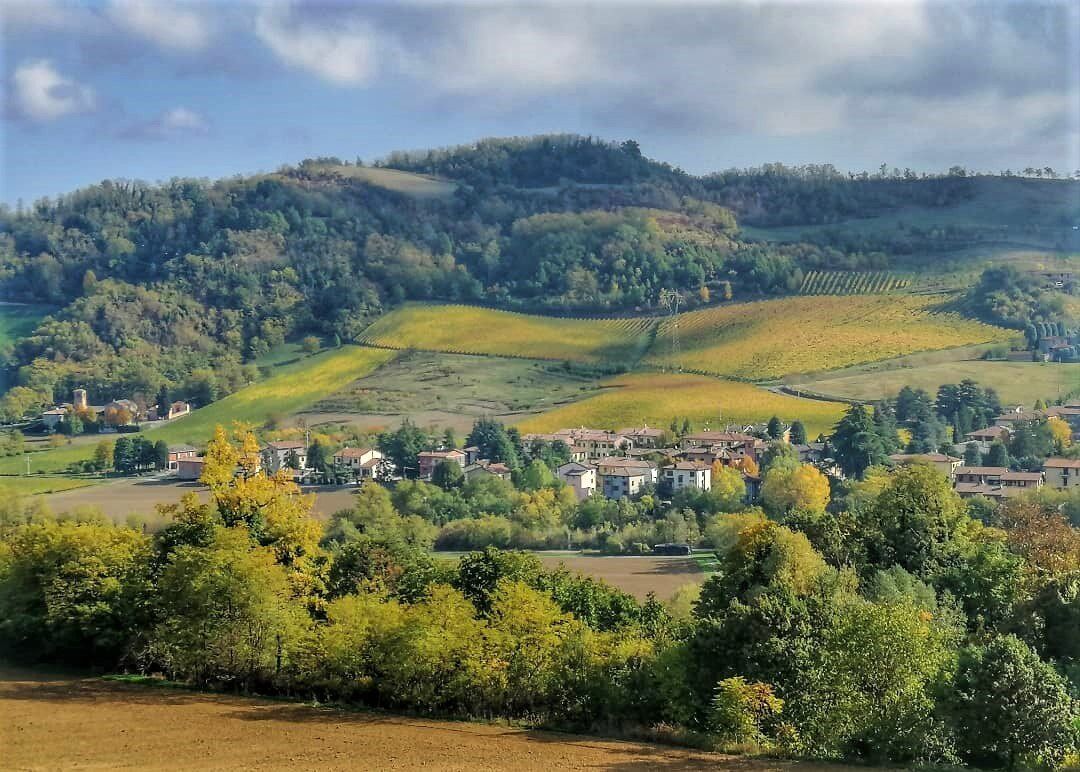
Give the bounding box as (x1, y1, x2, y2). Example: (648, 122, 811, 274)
(2, 0, 1078, 204)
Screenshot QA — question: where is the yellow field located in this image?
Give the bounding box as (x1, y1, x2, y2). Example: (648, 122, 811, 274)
(515, 372, 846, 439)
(646, 295, 1013, 379)
(359, 304, 656, 363)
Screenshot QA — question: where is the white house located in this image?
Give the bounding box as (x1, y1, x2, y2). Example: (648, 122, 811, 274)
(663, 461, 712, 492)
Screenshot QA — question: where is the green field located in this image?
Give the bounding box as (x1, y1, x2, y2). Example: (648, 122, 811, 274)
(792, 360, 1080, 406)
(0, 475, 96, 496)
(359, 303, 657, 364)
(516, 372, 845, 439)
(0, 303, 53, 393)
(0, 345, 396, 476)
(304, 350, 604, 432)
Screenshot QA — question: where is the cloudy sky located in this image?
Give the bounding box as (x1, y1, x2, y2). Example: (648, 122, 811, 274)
(2, 0, 1078, 203)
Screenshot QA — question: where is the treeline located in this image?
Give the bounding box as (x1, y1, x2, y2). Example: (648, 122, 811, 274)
(962, 266, 1076, 330)
(1, 426, 1078, 768)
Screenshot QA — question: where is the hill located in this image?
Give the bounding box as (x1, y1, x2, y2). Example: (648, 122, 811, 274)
(0, 134, 1074, 417)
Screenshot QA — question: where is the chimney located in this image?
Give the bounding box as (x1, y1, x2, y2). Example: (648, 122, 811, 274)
(73, 388, 88, 412)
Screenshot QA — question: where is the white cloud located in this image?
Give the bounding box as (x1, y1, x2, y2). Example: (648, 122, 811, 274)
(254, 6, 381, 85)
(11, 59, 96, 121)
(116, 105, 210, 140)
(107, 0, 211, 51)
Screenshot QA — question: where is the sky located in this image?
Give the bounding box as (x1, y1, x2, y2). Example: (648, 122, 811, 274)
(2, 0, 1078, 204)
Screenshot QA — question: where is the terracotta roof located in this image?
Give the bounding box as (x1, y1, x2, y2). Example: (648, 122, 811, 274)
(168, 444, 197, 453)
(666, 461, 710, 471)
(558, 462, 595, 475)
(1001, 471, 1043, 482)
(889, 453, 961, 464)
(955, 466, 1008, 476)
(684, 430, 754, 443)
(1045, 457, 1080, 469)
(596, 456, 655, 469)
(266, 440, 306, 450)
(964, 426, 1009, 439)
(334, 447, 375, 458)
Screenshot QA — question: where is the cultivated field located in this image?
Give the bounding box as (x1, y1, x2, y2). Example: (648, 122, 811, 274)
(359, 304, 657, 364)
(301, 351, 604, 433)
(646, 295, 1012, 379)
(0, 346, 396, 476)
(0, 475, 95, 496)
(0, 668, 862, 772)
(799, 270, 911, 295)
(792, 360, 1080, 405)
(535, 554, 705, 600)
(516, 372, 847, 438)
(38, 478, 360, 527)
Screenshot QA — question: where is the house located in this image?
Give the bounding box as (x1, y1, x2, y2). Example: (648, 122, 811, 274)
(557, 461, 597, 500)
(176, 457, 205, 481)
(958, 425, 1010, 455)
(149, 401, 191, 421)
(617, 426, 666, 449)
(166, 444, 198, 470)
(1000, 470, 1043, 494)
(888, 453, 964, 480)
(463, 460, 512, 481)
(333, 447, 385, 480)
(1044, 457, 1080, 489)
(463, 445, 483, 465)
(663, 461, 712, 493)
(261, 440, 307, 474)
(679, 430, 756, 451)
(595, 457, 659, 484)
(954, 466, 1007, 486)
(103, 399, 140, 422)
(993, 407, 1045, 428)
(550, 428, 632, 460)
(521, 432, 591, 462)
(41, 408, 67, 431)
(599, 465, 653, 500)
(954, 482, 1008, 501)
(417, 449, 466, 480)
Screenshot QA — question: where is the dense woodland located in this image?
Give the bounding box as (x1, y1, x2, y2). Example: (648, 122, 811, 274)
(1, 425, 1078, 768)
(1, 135, 1076, 409)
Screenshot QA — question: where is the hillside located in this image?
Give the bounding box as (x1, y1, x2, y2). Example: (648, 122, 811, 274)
(0, 134, 1075, 416)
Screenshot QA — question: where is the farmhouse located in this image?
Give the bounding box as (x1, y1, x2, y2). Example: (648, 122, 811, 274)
(333, 447, 386, 480)
(955, 471, 1043, 500)
(888, 453, 963, 480)
(663, 461, 712, 493)
(954, 466, 1007, 485)
(463, 460, 512, 481)
(557, 461, 597, 500)
(596, 457, 656, 500)
(1044, 457, 1080, 489)
(166, 444, 198, 470)
(616, 426, 666, 449)
(149, 401, 192, 421)
(551, 428, 632, 460)
(679, 430, 757, 451)
(417, 449, 466, 480)
(41, 408, 67, 431)
(176, 457, 205, 481)
(520, 433, 590, 463)
(957, 425, 1010, 455)
(261, 440, 307, 474)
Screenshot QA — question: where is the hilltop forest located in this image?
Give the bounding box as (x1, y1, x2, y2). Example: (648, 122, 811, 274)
(1, 135, 1077, 407)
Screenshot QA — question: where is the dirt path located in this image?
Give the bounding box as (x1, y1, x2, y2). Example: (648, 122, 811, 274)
(0, 667, 858, 772)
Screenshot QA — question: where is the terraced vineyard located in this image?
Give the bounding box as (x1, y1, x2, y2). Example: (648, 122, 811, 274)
(645, 295, 1013, 380)
(359, 303, 657, 363)
(800, 270, 911, 295)
(516, 372, 846, 439)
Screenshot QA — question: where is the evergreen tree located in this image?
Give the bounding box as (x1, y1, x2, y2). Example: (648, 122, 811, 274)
(830, 404, 889, 478)
(790, 420, 807, 445)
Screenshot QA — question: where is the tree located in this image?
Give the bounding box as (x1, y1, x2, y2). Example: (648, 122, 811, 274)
(466, 418, 520, 470)
(963, 443, 981, 465)
(708, 464, 748, 511)
(831, 404, 889, 478)
(307, 440, 330, 475)
(761, 463, 830, 517)
(760, 441, 798, 474)
(432, 459, 465, 490)
(1047, 416, 1072, 453)
(301, 335, 320, 355)
(149, 527, 308, 686)
(113, 436, 135, 475)
(984, 440, 1009, 467)
(944, 635, 1077, 770)
(153, 440, 169, 470)
(519, 458, 554, 491)
(378, 420, 429, 477)
(710, 677, 785, 746)
(766, 415, 784, 440)
(790, 420, 807, 445)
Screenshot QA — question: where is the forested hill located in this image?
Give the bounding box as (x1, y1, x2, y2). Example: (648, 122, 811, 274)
(0, 134, 1076, 406)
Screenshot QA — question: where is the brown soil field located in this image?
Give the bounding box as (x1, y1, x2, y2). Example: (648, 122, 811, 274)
(0, 667, 858, 772)
(536, 555, 705, 600)
(39, 478, 359, 525)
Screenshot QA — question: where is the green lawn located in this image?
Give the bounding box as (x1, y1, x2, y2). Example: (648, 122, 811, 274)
(0, 345, 397, 476)
(0, 475, 96, 495)
(791, 360, 1080, 406)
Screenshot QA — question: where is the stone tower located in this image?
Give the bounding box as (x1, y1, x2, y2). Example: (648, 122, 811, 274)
(73, 388, 88, 412)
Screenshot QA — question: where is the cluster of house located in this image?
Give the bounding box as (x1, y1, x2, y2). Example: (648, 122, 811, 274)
(41, 388, 191, 431)
(522, 426, 775, 502)
(889, 401, 1080, 501)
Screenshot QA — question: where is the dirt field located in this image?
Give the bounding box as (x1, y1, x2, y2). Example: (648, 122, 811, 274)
(0, 667, 856, 772)
(40, 478, 360, 525)
(536, 555, 705, 600)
